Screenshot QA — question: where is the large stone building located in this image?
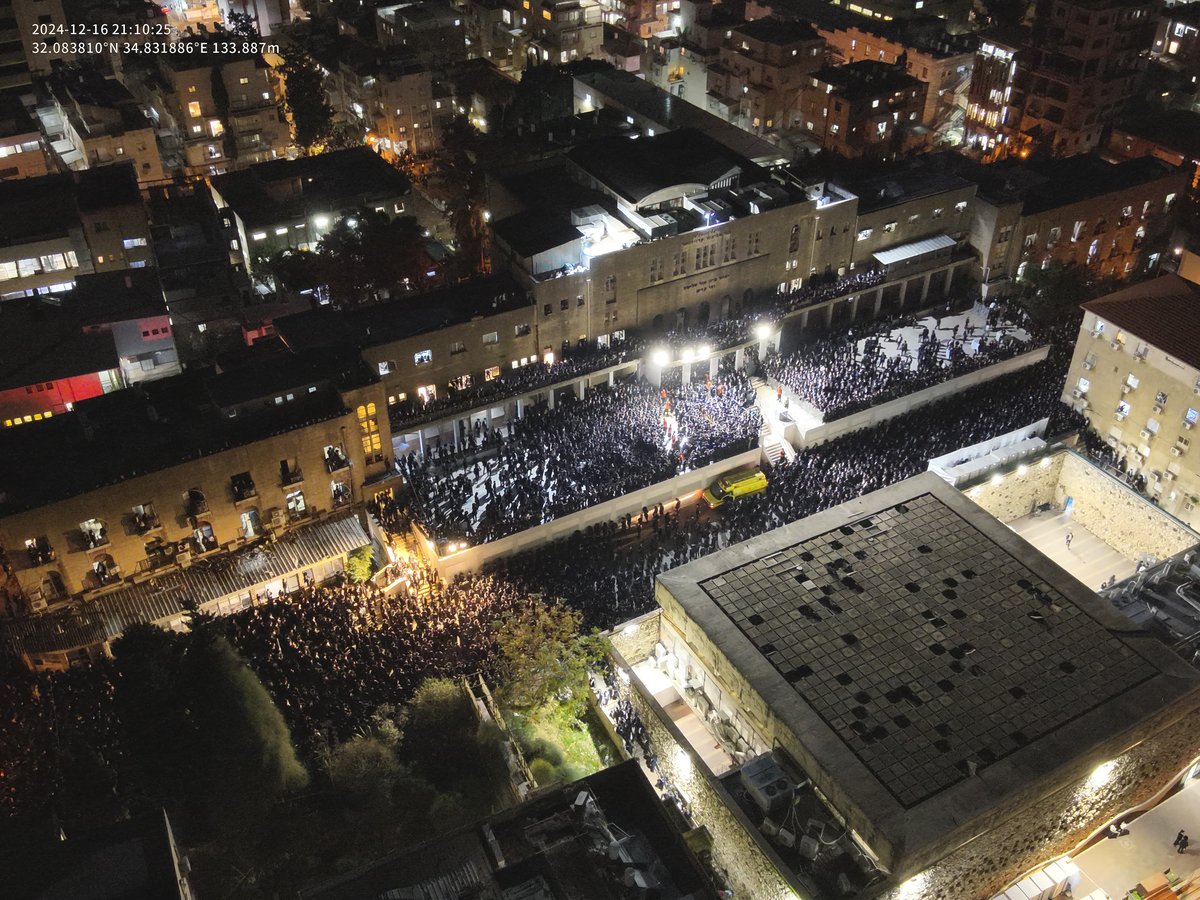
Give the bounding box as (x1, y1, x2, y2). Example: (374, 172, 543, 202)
(0, 162, 153, 301)
(0, 344, 392, 662)
(608, 472, 1200, 900)
(967, 154, 1188, 297)
(1062, 273, 1200, 528)
(329, 44, 440, 156)
(487, 127, 861, 347)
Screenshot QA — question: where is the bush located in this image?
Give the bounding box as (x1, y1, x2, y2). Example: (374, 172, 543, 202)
(346, 546, 374, 584)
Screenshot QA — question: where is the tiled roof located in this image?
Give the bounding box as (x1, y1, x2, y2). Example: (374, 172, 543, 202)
(0, 513, 370, 655)
(1082, 274, 1200, 372)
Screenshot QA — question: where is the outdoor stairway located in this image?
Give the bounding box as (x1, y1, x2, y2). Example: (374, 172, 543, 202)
(761, 423, 790, 465)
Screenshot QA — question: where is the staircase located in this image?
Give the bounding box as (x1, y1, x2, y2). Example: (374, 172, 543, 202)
(761, 425, 788, 465)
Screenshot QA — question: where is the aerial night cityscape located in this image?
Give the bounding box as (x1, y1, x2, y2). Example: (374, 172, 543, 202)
(6, 1, 1200, 899)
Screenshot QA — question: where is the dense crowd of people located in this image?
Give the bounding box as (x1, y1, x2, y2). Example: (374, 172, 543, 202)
(764, 302, 1038, 420)
(403, 373, 760, 545)
(0, 307, 1084, 828)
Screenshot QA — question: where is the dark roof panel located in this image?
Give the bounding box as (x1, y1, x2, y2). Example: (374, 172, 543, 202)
(1082, 274, 1200, 371)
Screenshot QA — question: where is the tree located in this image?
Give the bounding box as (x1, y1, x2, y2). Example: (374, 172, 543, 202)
(1016, 262, 1097, 327)
(491, 601, 608, 716)
(225, 10, 259, 39)
(346, 546, 374, 583)
(314, 209, 427, 305)
(327, 735, 406, 812)
(280, 46, 333, 151)
(180, 631, 309, 830)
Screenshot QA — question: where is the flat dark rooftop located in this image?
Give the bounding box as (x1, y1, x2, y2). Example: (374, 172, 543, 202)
(1115, 109, 1200, 159)
(734, 16, 820, 45)
(658, 474, 1200, 867)
(814, 60, 923, 101)
(840, 155, 973, 213)
(568, 128, 758, 207)
(0, 163, 140, 245)
(211, 147, 411, 228)
(973, 154, 1181, 215)
(492, 209, 582, 258)
(0, 352, 373, 515)
(0, 270, 167, 390)
(274, 274, 530, 352)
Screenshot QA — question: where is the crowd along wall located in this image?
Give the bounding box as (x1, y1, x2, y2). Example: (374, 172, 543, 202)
(427, 447, 762, 579)
(771, 344, 1050, 448)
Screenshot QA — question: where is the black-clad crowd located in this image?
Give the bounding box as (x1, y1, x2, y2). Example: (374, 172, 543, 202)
(404, 374, 760, 545)
(764, 303, 1038, 421)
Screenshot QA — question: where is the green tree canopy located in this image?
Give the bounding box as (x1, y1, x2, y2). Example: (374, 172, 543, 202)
(314, 209, 427, 305)
(281, 46, 334, 151)
(491, 601, 607, 716)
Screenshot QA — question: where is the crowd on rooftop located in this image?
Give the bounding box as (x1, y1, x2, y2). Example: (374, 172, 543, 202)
(403, 373, 760, 546)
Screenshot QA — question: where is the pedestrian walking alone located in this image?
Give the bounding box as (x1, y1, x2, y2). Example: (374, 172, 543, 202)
(1065, 530, 1073, 550)
(1176, 829, 1187, 850)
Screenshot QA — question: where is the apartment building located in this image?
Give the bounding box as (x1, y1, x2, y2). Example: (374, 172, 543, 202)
(0, 346, 391, 629)
(331, 45, 439, 156)
(0, 88, 48, 179)
(40, 66, 165, 184)
(0, 163, 152, 300)
(377, 1, 468, 71)
(796, 60, 928, 159)
(965, 0, 1157, 159)
(148, 43, 289, 177)
(209, 146, 412, 274)
(968, 154, 1188, 296)
(1062, 274, 1200, 527)
(705, 17, 826, 134)
(0, 269, 181, 427)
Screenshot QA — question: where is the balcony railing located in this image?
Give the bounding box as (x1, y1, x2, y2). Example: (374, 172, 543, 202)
(281, 469, 304, 487)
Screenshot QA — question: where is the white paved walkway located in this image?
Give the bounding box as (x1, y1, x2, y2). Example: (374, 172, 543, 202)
(1009, 512, 1136, 591)
(1071, 776, 1200, 898)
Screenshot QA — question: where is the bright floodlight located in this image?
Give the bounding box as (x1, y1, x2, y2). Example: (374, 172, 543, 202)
(1017, 464, 1028, 476)
(754, 322, 772, 340)
(697, 343, 711, 358)
(991, 473, 1003, 485)
(651, 348, 670, 367)
(681, 347, 695, 364)
(313, 214, 330, 228)
(346, 217, 358, 228)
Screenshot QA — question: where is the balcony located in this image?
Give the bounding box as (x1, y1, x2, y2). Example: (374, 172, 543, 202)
(25, 540, 55, 567)
(280, 469, 304, 487)
(325, 447, 350, 473)
(133, 512, 162, 535)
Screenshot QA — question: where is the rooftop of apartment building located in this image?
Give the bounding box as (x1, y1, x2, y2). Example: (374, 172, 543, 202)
(1112, 109, 1200, 162)
(210, 146, 411, 229)
(275, 274, 530, 351)
(45, 65, 154, 137)
(1081, 273, 1200, 371)
(968, 154, 1183, 214)
(0, 88, 37, 139)
(835, 153, 973, 214)
(378, 0, 462, 29)
(0, 345, 377, 515)
(811, 59, 924, 101)
(0, 162, 141, 246)
(337, 39, 428, 79)
(732, 16, 821, 46)
(763, 0, 976, 57)
(1161, 2, 1200, 26)
(572, 67, 787, 164)
(656, 471, 1200, 873)
(301, 760, 716, 900)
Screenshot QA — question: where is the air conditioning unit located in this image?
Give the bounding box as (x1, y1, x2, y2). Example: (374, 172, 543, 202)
(1150, 471, 1162, 482)
(1115, 412, 1127, 422)
(1153, 404, 1164, 414)
(1173, 447, 1185, 457)
(1071, 388, 1086, 399)
(1180, 438, 1191, 449)
(1184, 420, 1194, 431)
(1164, 471, 1177, 481)
(1110, 340, 1122, 351)
(176, 550, 192, 568)
(1184, 497, 1197, 513)
(269, 509, 286, 529)
(1082, 359, 1096, 370)
(1139, 428, 1153, 439)
(1121, 384, 1132, 394)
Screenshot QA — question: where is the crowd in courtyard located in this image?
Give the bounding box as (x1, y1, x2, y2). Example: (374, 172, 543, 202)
(403, 373, 760, 545)
(764, 302, 1037, 420)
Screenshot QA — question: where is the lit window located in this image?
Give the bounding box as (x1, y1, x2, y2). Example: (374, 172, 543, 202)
(239, 76, 250, 84)
(251, 232, 267, 241)
(274, 227, 288, 235)
(122, 237, 147, 249)
(414, 349, 432, 365)
(187, 101, 202, 118)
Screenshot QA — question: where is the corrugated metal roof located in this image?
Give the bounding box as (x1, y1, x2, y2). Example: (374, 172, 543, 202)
(1, 513, 370, 656)
(872, 233, 957, 266)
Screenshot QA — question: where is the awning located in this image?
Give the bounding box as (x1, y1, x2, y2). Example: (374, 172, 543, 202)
(872, 233, 957, 267)
(1, 512, 370, 655)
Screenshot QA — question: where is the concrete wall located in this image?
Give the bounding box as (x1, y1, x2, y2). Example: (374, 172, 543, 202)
(429, 447, 761, 579)
(608, 616, 804, 900)
(965, 450, 1199, 562)
(775, 345, 1050, 448)
(880, 699, 1200, 900)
